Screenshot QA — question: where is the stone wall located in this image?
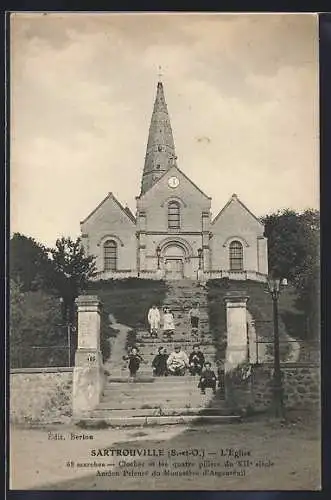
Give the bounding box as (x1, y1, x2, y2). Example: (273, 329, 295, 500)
(10, 368, 73, 425)
(251, 363, 320, 411)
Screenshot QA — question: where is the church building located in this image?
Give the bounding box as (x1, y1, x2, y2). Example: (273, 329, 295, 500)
(80, 81, 268, 281)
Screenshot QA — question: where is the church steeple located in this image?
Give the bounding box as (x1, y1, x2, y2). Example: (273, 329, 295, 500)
(140, 81, 177, 195)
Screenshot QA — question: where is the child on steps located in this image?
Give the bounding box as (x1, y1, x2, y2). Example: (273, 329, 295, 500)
(189, 344, 205, 376)
(162, 307, 175, 340)
(147, 304, 161, 338)
(198, 362, 217, 394)
(123, 347, 144, 380)
(188, 303, 200, 336)
(152, 346, 169, 376)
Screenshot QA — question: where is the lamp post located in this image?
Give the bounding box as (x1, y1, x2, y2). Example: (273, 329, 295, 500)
(267, 277, 285, 419)
(197, 248, 203, 270)
(156, 246, 161, 270)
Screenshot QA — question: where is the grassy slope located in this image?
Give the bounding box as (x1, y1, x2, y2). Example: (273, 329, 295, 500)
(207, 279, 306, 360)
(85, 279, 168, 359)
(86, 278, 168, 328)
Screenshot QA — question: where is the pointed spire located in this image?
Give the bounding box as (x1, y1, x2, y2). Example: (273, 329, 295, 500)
(140, 80, 177, 194)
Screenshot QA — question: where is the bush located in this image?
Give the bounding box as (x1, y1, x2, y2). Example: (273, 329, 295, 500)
(10, 284, 64, 368)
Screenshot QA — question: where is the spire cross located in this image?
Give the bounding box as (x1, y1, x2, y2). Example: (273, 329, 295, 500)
(158, 65, 163, 81)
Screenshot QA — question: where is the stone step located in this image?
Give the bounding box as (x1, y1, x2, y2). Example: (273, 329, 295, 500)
(106, 375, 155, 382)
(98, 398, 220, 411)
(99, 399, 226, 411)
(135, 345, 212, 351)
(91, 405, 228, 418)
(136, 346, 217, 354)
(135, 334, 212, 342)
(108, 368, 219, 379)
(105, 375, 219, 384)
(102, 384, 222, 396)
(76, 414, 241, 428)
(137, 341, 216, 348)
(133, 357, 216, 367)
(102, 386, 218, 398)
(135, 338, 215, 346)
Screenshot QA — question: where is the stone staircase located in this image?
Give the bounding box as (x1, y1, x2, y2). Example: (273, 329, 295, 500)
(81, 280, 241, 427)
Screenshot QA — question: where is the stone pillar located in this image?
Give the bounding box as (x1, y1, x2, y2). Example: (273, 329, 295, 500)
(73, 295, 105, 417)
(224, 292, 249, 372)
(224, 292, 252, 411)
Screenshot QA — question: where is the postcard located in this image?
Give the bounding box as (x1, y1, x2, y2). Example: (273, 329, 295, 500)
(9, 11, 320, 491)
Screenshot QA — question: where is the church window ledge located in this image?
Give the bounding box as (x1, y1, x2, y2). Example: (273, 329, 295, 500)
(222, 236, 249, 248)
(161, 196, 187, 208)
(98, 234, 124, 247)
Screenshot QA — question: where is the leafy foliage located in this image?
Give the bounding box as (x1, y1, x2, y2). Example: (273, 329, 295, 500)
(262, 209, 319, 338)
(10, 233, 55, 292)
(49, 237, 96, 321)
(10, 282, 64, 368)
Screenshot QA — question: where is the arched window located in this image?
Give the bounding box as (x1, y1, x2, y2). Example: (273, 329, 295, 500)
(229, 240, 243, 271)
(104, 240, 117, 271)
(168, 201, 180, 229)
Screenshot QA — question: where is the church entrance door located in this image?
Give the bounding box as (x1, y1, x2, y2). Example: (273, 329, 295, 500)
(165, 258, 184, 280)
(162, 243, 187, 280)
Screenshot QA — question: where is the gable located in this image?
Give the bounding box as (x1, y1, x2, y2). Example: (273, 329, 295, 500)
(212, 194, 264, 234)
(137, 165, 211, 207)
(80, 193, 136, 232)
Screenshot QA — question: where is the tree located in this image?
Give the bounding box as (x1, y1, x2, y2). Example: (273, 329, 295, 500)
(10, 279, 24, 340)
(10, 233, 55, 292)
(262, 210, 306, 281)
(262, 209, 320, 339)
(49, 237, 96, 322)
(10, 281, 63, 368)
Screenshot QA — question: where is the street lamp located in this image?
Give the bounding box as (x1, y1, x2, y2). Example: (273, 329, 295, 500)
(267, 276, 285, 419)
(156, 246, 161, 270)
(197, 248, 203, 270)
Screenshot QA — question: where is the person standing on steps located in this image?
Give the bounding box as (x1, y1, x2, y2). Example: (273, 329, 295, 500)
(167, 345, 189, 376)
(188, 302, 200, 336)
(162, 307, 175, 340)
(123, 347, 144, 381)
(189, 344, 205, 376)
(147, 304, 161, 338)
(198, 362, 217, 394)
(152, 346, 169, 376)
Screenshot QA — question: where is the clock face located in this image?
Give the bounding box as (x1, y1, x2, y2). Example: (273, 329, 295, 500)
(168, 176, 180, 188)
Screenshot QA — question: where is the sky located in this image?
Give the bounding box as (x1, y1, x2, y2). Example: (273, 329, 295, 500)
(10, 12, 319, 248)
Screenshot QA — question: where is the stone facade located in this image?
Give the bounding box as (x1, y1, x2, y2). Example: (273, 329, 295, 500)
(250, 363, 320, 411)
(80, 81, 268, 281)
(10, 368, 73, 425)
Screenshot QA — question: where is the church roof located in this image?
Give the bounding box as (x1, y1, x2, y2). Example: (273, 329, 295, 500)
(211, 193, 264, 226)
(80, 192, 136, 225)
(136, 164, 211, 201)
(140, 81, 177, 195)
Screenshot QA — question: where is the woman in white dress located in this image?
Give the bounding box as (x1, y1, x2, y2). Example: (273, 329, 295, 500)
(162, 307, 175, 339)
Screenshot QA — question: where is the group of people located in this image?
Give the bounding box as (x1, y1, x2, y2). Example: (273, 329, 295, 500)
(123, 343, 224, 395)
(122, 303, 224, 396)
(147, 303, 201, 339)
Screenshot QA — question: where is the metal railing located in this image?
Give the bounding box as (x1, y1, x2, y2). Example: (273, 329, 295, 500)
(10, 324, 76, 369)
